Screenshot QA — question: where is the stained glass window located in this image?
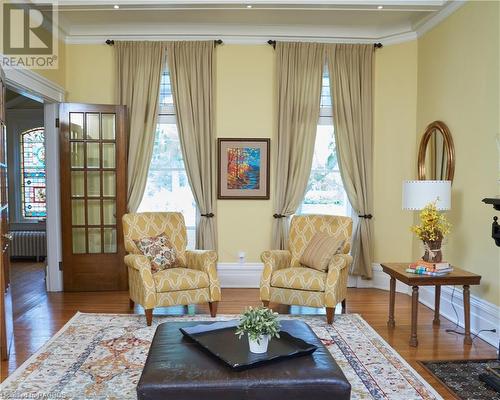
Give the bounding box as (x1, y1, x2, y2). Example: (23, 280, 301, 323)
(20, 127, 46, 219)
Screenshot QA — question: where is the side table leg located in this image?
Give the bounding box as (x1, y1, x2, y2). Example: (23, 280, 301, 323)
(387, 277, 396, 328)
(463, 285, 472, 345)
(433, 285, 441, 326)
(410, 286, 419, 347)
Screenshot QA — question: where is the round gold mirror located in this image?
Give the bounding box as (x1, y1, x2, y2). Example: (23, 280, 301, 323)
(418, 121, 455, 182)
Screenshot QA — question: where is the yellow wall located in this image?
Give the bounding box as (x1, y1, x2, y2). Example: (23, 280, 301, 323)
(35, 38, 66, 89)
(215, 45, 276, 262)
(373, 41, 418, 263)
(65, 44, 116, 104)
(417, 1, 500, 305)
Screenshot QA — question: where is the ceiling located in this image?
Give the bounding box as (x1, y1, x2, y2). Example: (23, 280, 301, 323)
(56, 0, 463, 45)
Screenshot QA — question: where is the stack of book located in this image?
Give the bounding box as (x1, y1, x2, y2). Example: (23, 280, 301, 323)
(406, 260, 453, 276)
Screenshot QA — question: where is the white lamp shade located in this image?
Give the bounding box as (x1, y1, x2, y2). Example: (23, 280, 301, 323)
(402, 180, 451, 210)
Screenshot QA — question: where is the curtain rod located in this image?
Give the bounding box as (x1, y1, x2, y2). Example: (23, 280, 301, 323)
(105, 39, 223, 46)
(266, 40, 383, 49)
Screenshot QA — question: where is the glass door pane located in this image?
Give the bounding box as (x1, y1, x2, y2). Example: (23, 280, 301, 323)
(68, 110, 120, 256)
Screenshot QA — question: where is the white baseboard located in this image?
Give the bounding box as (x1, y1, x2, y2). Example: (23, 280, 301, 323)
(219, 261, 499, 347)
(217, 263, 263, 288)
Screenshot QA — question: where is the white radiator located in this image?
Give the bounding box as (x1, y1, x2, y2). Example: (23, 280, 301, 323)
(10, 231, 47, 260)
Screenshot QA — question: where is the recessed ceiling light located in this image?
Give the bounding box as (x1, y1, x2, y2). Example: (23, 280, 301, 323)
(113, 4, 119, 9)
(246, 4, 252, 8)
(377, 5, 383, 9)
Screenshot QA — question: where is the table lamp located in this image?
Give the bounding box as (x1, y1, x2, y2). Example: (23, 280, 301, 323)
(402, 180, 451, 211)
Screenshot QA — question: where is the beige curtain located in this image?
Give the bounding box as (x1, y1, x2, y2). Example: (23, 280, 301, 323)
(166, 41, 217, 250)
(116, 41, 167, 212)
(272, 42, 325, 249)
(327, 44, 374, 278)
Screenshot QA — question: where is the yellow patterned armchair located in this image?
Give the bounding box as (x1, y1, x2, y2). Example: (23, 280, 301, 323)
(260, 215, 353, 324)
(122, 212, 221, 326)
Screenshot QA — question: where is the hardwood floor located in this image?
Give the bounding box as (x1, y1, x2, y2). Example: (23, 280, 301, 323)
(1, 262, 496, 399)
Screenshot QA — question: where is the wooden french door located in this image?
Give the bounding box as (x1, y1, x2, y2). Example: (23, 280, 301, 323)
(60, 104, 128, 291)
(0, 65, 13, 360)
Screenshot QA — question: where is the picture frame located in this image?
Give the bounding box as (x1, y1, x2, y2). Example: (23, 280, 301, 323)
(217, 138, 270, 200)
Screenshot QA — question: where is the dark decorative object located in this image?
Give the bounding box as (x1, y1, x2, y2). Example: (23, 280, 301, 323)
(217, 138, 270, 199)
(423, 239, 443, 263)
(482, 198, 500, 246)
(419, 359, 500, 399)
(180, 320, 317, 371)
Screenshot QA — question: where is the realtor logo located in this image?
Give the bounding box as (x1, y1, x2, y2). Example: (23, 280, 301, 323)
(1, 2, 58, 69)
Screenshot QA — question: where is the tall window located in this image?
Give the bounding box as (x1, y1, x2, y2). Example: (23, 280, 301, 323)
(297, 69, 350, 216)
(138, 69, 197, 248)
(20, 127, 46, 219)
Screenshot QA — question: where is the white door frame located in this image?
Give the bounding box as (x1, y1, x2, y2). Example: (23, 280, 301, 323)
(5, 66, 65, 292)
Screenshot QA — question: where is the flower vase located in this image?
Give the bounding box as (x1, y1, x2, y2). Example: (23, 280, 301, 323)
(248, 334, 270, 353)
(422, 239, 443, 263)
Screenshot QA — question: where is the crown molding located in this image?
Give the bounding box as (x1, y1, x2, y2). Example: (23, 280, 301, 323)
(61, 0, 463, 46)
(415, 0, 466, 38)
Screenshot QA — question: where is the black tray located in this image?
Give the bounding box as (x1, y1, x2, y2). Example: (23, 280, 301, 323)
(180, 320, 317, 371)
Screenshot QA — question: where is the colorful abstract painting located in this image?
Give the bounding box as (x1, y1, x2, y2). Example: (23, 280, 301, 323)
(226, 147, 261, 190)
(218, 138, 269, 199)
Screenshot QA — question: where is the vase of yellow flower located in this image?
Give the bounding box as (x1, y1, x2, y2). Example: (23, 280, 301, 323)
(411, 201, 451, 263)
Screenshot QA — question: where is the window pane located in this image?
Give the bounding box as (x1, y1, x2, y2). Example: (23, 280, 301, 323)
(72, 199, 85, 225)
(70, 113, 84, 139)
(88, 228, 101, 253)
(103, 199, 116, 225)
(86, 113, 100, 140)
(72, 228, 86, 254)
(87, 199, 101, 225)
(71, 171, 84, 197)
(87, 171, 101, 197)
(70, 142, 84, 168)
(139, 68, 197, 250)
(86, 142, 100, 168)
(298, 70, 349, 218)
(102, 171, 115, 197)
(102, 143, 115, 168)
(103, 228, 117, 253)
(102, 114, 116, 140)
(20, 128, 46, 219)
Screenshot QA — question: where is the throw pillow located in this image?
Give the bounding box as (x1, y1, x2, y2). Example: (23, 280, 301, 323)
(300, 232, 345, 272)
(134, 235, 178, 273)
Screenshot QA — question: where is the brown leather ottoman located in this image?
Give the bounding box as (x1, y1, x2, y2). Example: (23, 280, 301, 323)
(137, 320, 351, 400)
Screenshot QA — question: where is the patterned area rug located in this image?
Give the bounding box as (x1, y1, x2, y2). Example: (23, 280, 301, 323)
(420, 359, 500, 400)
(1, 313, 442, 400)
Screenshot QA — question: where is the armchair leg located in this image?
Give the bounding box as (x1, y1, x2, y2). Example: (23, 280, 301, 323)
(145, 309, 153, 326)
(262, 300, 270, 307)
(326, 307, 334, 324)
(341, 299, 346, 314)
(208, 301, 218, 317)
(129, 299, 134, 309)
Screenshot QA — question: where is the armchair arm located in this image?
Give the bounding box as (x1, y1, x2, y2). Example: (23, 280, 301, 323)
(185, 250, 221, 301)
(260, 250, 292, 301)
(325, 253, 353, 308)
(124, 254, 157, 309)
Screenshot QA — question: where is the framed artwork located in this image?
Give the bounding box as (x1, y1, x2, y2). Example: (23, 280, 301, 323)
(218, 138, 270, 199)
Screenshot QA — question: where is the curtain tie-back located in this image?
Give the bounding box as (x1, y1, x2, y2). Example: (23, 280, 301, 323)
(358, 214, 373, 219)
(201, 213, 214, 218)
(273, 213, 287, 219)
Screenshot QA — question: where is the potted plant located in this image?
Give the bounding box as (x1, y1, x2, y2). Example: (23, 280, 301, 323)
(235, 307, 281, 353)
(411, 201, 451, 263)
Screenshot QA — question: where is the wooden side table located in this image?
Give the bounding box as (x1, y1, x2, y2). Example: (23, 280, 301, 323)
(380, 263, 481, 347)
